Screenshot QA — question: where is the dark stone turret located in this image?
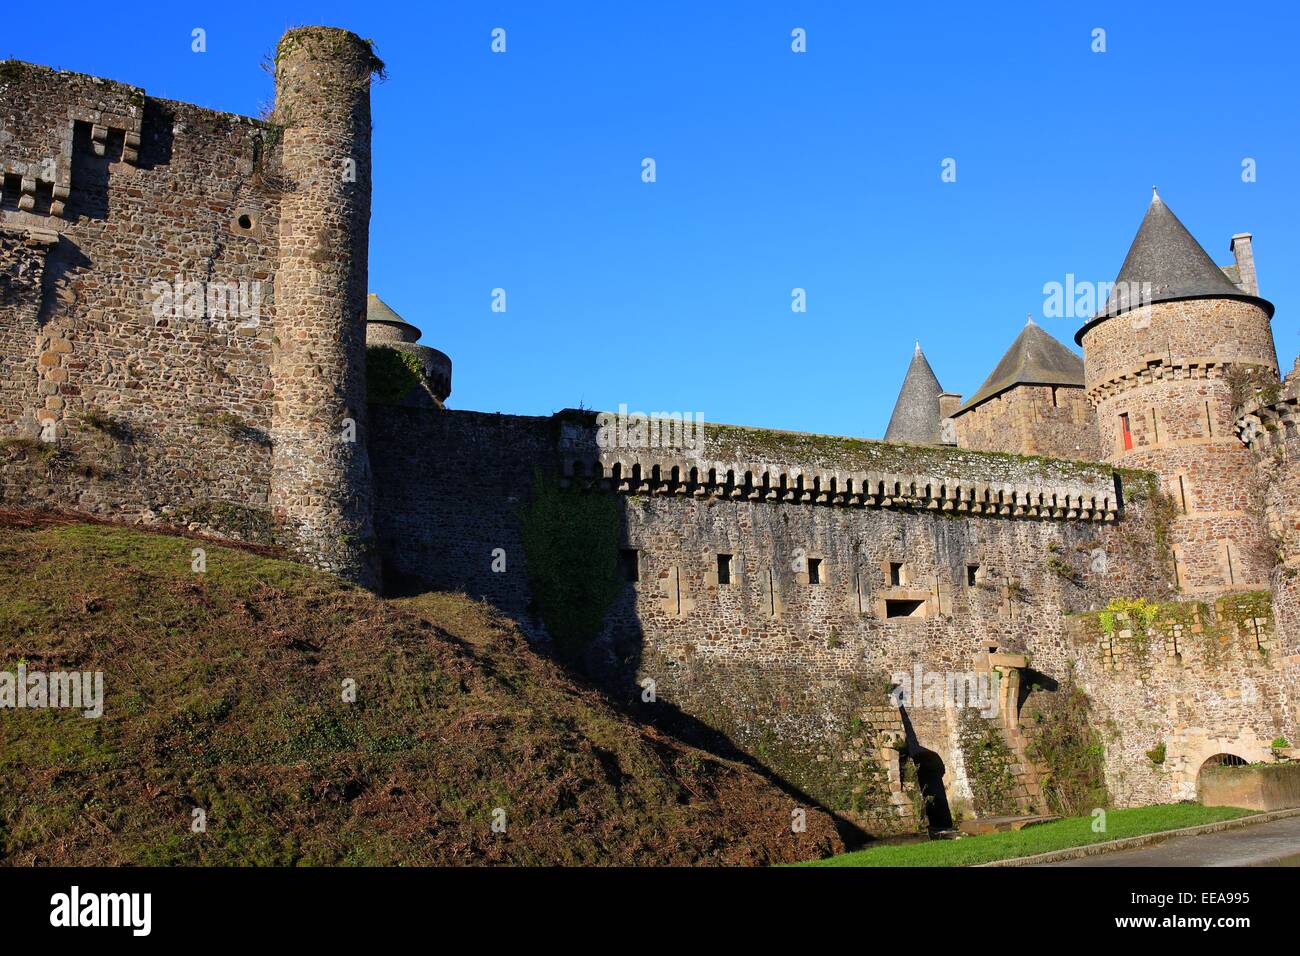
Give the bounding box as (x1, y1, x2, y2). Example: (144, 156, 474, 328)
(884, 343, 944, 444)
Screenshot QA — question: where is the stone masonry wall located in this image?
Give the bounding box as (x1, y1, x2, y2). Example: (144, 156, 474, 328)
(369, 405, 554, 622)
(1083, 299, 1278, 597)
(952, 383, 1097, 460)
(1, 35, 384, 581)
(1, 62, 280, 540)
(368, 407, 1291, 831)
(1235, 365, 1300, 763)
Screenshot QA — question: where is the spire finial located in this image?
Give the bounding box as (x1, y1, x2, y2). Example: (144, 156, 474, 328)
(1152, 185, 1160, 201)
(914, 340, 922, 354)
(1026, 313, 1035, 326)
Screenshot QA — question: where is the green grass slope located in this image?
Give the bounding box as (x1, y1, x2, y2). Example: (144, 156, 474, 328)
(0, 516, 842, 865)
(799, 804, 1254, 867)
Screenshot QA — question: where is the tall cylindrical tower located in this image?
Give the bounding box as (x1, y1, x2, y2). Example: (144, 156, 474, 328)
(270, 27, 380, 587)
(1078, 192, 1278, 597)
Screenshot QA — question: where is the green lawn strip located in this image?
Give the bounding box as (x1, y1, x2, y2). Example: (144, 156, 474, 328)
(800, 804, 1256, 867)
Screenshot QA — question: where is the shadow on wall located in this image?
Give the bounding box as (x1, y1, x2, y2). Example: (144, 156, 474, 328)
(371, 414, 871, 846)
(899, 704, 955, 833)
(517, 452, 872, 847)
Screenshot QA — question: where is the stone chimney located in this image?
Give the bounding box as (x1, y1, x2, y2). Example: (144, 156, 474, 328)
(938, 393, 962, 445)
(1231, 233, 1258, 296)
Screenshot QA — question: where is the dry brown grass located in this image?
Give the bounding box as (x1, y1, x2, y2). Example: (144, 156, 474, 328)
(0, 518, 842, 866)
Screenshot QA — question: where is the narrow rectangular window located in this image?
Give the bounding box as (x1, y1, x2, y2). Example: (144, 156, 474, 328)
(767, 568, 776, 616)
(619, 548, 639, 583)
(1150, 408, 1160, 444)
(1051, 387, 1059, 408)
(1205, 401, 1214, 437)
(1172, 548, 1183, 590)
(889, 562, 903, 587)
(855, 572, 864, 614)
(966, 563, 979, 587)
(807, 557, 822, 585)
(716, 553, 732, 586)
(1225, 543, 1236, 585)
(1177, 476, 1188, 513)
(1119, 413, 1133, 451)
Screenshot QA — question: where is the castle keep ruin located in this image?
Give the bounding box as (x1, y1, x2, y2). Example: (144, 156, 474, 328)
(3, 29, 1297, 834)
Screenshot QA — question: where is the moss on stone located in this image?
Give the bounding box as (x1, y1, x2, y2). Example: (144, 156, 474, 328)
(0, 60, 26, 84)
(1080, 591, 1273, 666)
(704, 422, 1114, 483)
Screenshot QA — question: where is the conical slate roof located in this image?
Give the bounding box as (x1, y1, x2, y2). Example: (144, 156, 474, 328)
(957, 319, 1083, 414)
(1076, 190, 1272, 343)
(366, 293, 422, 341)
(884, 343, 944, 444)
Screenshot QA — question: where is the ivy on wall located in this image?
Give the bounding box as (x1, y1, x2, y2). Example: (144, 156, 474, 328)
(365, 346, 423, 405)
(518, 473, 622, 666)
(1021, 669, 1109, 816)
(1081, 592, 1274, 667)
(957, 710, 1019, 817)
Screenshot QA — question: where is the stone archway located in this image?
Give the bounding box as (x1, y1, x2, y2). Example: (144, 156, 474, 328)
(1196, 752, 1250, 806)
(1165, 733, 1272, 801)
(1201, 753, 1249, 770)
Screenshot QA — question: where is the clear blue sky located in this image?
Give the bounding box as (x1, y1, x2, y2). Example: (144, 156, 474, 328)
(14, 1, 1299, 438)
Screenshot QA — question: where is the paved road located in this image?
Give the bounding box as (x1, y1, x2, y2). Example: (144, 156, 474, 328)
(1037, 814, 1300, 867)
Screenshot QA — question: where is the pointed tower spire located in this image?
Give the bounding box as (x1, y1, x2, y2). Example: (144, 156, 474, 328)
(1076, 190, 1272, 343)
(884, 344, 944, 444)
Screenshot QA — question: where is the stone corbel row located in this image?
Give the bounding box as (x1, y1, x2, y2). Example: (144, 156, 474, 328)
(1086, 357, 1226, 404)
(559, 456, 1118, 521)
(1235, 385, 1300, 449)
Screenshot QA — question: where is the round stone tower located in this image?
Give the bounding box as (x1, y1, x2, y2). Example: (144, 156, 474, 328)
(269, 27, 381, 588)
(1077, 191, 1278, 596)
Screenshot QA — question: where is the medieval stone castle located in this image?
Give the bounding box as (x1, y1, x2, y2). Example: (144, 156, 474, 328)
(3, 27, 1298, 833)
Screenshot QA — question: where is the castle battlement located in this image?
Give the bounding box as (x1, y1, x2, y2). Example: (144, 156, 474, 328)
(557, 419, 1120, 520)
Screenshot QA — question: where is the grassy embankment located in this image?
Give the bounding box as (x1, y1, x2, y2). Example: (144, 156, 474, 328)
(0, 515, 842, 866)
(800, 803, 1255, 867)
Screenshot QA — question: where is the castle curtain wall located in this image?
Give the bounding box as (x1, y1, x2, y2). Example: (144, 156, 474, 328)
(369, 409, 1289, 827)
(1, 64, 279, 539)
